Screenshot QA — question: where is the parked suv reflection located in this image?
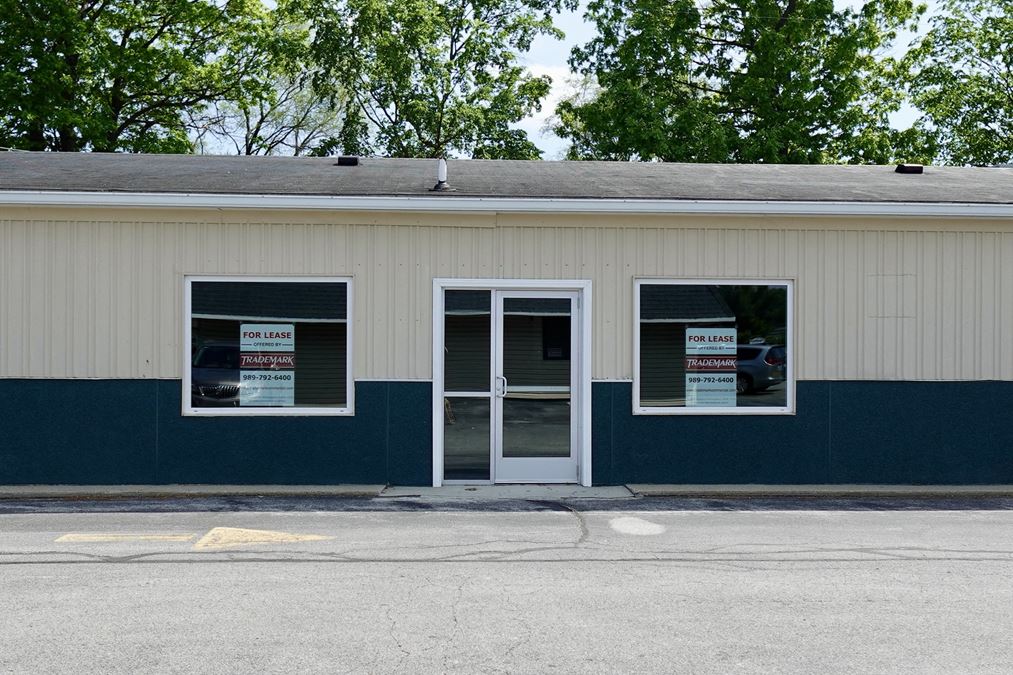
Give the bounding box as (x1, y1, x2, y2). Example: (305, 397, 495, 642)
(191, 342, 240, 407)
(736, 344, 787, 394)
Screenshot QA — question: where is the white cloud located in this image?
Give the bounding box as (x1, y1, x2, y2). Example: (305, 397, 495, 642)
(516, 64, 584, 159)
(516, 64, 577, 159)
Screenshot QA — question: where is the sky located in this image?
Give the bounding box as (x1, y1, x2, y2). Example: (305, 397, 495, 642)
(515, 6, 598, 159)
(514, 1, 932, 159)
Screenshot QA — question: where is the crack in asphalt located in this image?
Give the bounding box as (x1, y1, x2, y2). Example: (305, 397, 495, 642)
(382, 602, 412, 665)
(4, 536, 1013, 566)
(2, 553, 1013, 566)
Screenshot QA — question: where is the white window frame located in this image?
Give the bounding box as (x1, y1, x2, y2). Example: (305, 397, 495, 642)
(183, 275, 354, 417)
(633, 277, 795, 416)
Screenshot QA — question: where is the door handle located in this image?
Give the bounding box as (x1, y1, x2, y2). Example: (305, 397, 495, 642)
(495, 375, 508, 398)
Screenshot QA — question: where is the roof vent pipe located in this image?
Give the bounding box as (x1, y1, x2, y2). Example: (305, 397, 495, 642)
(895, 163, 924, 174)
(431, 158, 451, 191)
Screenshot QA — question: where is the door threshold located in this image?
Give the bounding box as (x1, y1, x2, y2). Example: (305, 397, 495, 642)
(493, 480, 581, 485)
(381, 485, 633, 500)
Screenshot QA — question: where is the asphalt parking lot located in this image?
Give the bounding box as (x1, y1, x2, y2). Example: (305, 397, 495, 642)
(2, 495, 1012, 674)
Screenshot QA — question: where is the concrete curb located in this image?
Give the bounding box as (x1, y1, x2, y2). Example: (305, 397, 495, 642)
(0, 485, 387, 500)
(627, 484, 1013, 498)
(4, 484, 1013, 501)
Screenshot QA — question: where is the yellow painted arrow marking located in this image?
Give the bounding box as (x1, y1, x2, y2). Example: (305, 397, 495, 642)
(56, 533, 194, 543)
(193, 527, 332, 550)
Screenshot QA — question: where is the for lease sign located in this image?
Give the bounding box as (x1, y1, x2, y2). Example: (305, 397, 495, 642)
(685, 327, 737, 407)
(685, 328, 736, 354)
(240, 324, 295, 352)
(240, 323, 295, 406)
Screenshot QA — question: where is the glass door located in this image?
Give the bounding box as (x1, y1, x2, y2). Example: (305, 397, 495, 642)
(440, 288, 581, 484)
(493, 291, 579, 483)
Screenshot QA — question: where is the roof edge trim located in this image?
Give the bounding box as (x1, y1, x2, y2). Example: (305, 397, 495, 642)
(1, 191, 1012, 218)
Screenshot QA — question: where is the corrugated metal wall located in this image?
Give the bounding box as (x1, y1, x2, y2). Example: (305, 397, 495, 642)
(2, 209, 1012, 381)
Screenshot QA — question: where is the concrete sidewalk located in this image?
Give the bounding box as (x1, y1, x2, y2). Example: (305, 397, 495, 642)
(3, 483, 1013, 500)
(0, 484, 386, 499)
(628, 484, 1013, 498)
(0, 484, 632, 501)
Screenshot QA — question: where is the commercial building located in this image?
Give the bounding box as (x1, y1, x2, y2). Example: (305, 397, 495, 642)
(1, 153, 1011, 486)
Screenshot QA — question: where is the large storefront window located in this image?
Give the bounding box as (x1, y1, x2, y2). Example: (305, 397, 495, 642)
(634, 279, 793, 414)
(184, 277, 352, 415)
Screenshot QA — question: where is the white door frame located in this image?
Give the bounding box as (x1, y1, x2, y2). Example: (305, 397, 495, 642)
(432, 278, 593, 487)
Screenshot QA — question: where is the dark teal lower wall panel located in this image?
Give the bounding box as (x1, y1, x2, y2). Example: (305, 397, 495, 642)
(0, 380, 432, 485)
(592, 381, 1013, 485)
(0, 380, 160, 484)
(591, 382, 829, 485)
(2, 380, 1012, 485)
(825, 381, 1013, 484)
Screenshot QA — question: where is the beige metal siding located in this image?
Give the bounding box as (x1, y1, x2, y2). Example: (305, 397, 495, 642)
(2, 208, 1012, 381)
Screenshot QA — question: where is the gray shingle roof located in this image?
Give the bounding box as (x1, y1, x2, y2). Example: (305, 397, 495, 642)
(0, 152, 1010, 204)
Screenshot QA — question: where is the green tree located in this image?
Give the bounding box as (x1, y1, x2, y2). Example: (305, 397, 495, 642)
(190, 12, 347, 156)
(555, 0, 922, 163)
(0, 0, 274, 152)
(290, 0, 576, 158)
(192, 73, 347, 155)
(904, 0, 1013, 165)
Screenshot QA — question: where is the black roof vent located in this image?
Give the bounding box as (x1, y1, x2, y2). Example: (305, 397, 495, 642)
(895, 163, 924, 174)
(335, 156, 359, 167)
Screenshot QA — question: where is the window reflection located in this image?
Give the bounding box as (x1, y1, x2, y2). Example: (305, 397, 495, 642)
(444, 398, 491, 480)
(502, 297, 571, 458)
(639, 283, 789, 409)
(444, 290, 491, 393)
(189, 281, 348, 409)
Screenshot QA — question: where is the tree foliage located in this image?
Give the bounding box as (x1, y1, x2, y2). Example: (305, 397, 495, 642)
(719, 286, 787, 343)
(555, 0, 922, 163)
(189, 12, 346, 156)
(192, 74, 346, 156)
(289, 0, 576, 159)
(0, 0, 275, 152)
(904, 0, 1013, 165)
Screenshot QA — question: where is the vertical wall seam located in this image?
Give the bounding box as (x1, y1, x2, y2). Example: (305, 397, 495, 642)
(154, 379, 160, 483)
(385, 382, 391, 485)
(609, 384, 616, 485)
(826, 382, 833, 484)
